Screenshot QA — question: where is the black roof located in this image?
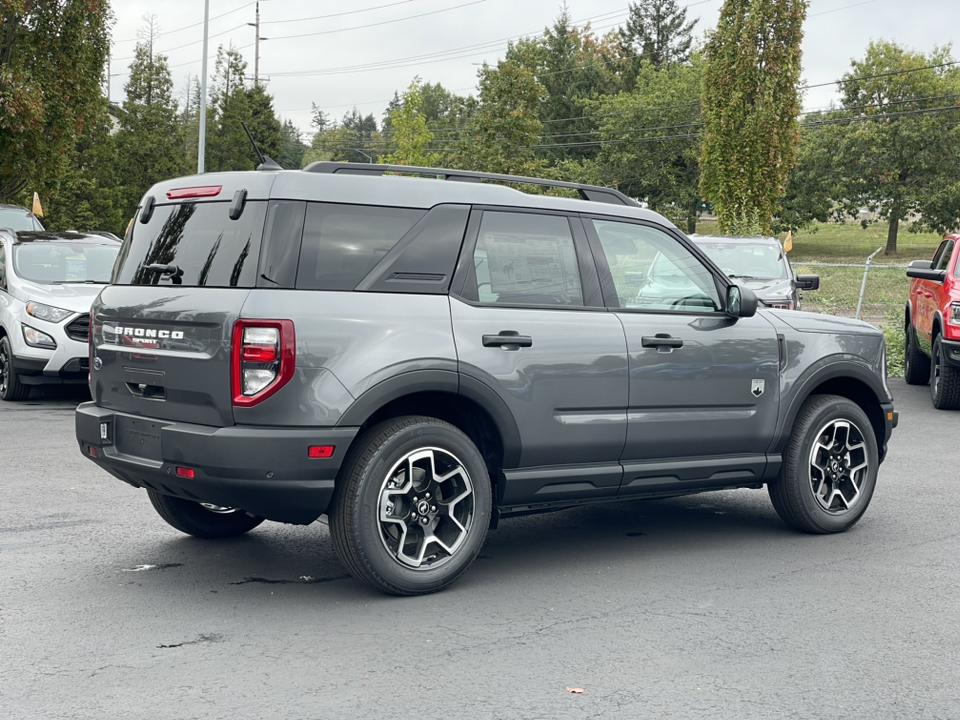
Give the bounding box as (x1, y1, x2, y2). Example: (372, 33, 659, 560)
(13, 230, 122, 244)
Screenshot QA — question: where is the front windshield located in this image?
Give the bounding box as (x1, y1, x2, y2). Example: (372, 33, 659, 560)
(13, 243, 120, 284)
(696, 242, 788, 281)
(0, 209, 42, 232)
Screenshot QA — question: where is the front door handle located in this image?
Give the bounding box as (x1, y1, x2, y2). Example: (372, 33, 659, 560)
(482, 331, 533, 349)
(641, 334, 683, 350)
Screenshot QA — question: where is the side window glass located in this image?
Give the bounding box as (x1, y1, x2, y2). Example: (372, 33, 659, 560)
(0, 244, 5, 290)
(296, 203, 425, 291)
(931, 240, 950, 271)
(591, 220, 721, 312)
(471, 212, 582, 307)
(935, 240, 954, 272)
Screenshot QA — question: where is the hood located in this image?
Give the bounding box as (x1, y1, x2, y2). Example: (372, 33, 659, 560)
(13, 279, 106, 313)
(739, 277, 793, 299)
(767, 310, 880, 336)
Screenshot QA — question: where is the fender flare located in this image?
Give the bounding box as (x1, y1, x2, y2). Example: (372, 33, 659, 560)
(772, 358, 888, 454)
(336, 369, 522, 468)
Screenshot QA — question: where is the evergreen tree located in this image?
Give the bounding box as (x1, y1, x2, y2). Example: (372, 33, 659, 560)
(114, 40, 188, 218)
(700, 0, 808, 235)
(277, 119, 308, 169)
(207, 46, 252, 172)
(619, 0, 698, 82)
(246, 83, 283, 163)
(0, 0, 111, 202)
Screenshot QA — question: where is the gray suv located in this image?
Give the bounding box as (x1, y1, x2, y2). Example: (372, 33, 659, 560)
(76, 163, 897, 595)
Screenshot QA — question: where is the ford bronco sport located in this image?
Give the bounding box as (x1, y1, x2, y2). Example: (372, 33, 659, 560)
(76, 163, 897, 595)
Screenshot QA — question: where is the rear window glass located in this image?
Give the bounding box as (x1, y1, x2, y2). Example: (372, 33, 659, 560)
(13, 243, 119, 284)
(113, 201, 266, 287)
(296, 203, 425, 291)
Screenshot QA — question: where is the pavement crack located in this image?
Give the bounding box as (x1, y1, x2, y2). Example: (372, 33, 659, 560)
(229, 574, 349, 585)
(157, 633, 224, 649)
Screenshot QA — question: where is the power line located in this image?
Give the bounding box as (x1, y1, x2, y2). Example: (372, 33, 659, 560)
(268, 0, 486, 40)
(113, 1, 259, 43)
(261, 0, 419, 25)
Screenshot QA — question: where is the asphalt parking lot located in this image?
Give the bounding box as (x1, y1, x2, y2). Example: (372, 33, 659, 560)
(2, 378, 958, 720)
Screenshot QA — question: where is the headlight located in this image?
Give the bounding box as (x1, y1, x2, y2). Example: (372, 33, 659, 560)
(949, 303, 960, 326)
(22, 324, 57, 349)
(26, 301, 73, 323)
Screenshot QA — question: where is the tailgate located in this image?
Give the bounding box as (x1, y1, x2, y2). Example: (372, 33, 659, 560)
(92, 286, 251, 426)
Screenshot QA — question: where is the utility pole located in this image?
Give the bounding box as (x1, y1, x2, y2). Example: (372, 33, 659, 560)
(198, 0, 210, 174)
(248, 1, 261, 86)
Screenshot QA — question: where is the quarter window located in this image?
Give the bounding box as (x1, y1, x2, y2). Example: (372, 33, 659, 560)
(470, 212, 583, 307)
(296, 203, 425, 291)
(590, 220, 721, 312)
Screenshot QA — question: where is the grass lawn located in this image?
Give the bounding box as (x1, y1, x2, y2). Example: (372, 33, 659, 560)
(695, 219, 943, 264)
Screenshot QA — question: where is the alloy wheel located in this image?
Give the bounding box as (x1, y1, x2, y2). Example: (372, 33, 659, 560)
(808, 419, 869, 514)
(377, 447, 475, 569)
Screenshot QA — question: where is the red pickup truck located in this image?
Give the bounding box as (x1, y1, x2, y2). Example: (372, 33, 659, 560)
(905, 233, 960, 409)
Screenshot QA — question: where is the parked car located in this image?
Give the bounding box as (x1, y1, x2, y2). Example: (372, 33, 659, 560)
(904, 233, 960, 408)
(76, 163, 896, 595)
(690, 235, 819, 310)
(0, 230, 121, 400)
(0, 204, 44, 232)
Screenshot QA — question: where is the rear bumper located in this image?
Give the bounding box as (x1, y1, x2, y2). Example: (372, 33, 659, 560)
(76, 402, 359, 524)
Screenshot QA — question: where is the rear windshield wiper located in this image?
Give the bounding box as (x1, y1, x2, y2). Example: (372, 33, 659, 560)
(144, 263, 184, 284)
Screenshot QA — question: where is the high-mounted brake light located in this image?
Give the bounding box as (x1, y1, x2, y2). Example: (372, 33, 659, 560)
(166, 186, 223, 200)
(231, 319, 295, 407)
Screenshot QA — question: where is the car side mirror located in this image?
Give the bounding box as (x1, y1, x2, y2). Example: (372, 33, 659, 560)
(906, 260, 946, 283)
(726, 284, 757, 318)
(796, 274, 819, 291)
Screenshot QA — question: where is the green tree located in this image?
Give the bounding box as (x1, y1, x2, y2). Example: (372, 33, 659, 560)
(382, 77, 438, 166)
(44, 98, 124, 233)
(114, 39, 188, 218)
(454, 54, 547, 176)
(207, 45, 252, 172)
(828, 42, 960, 254)
(586, 57, 704, 231)
(700, 0, 808, 235)
(246, 83, 283, 162)
(619, 0, 698, 81)
(0, 0, 111, 202)
(277, 118, 308, 169)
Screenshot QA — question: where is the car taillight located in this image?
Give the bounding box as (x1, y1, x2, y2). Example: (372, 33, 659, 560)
(231, 319, 295, 407)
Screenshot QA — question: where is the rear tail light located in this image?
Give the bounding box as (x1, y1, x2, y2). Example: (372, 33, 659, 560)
(231, 319, 295, 407)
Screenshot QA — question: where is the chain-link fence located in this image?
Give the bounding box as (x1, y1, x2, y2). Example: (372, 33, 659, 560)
(792, 253, 909, 328)
(792, 250, 910, 375)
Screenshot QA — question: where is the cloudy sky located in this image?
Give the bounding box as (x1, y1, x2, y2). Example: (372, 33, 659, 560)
(107, 0, 960, 137)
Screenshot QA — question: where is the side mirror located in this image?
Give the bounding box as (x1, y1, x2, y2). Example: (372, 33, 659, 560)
(796, 274, 820, 291)
(906, 259, 946, 282)
(726, 284, 758, 318)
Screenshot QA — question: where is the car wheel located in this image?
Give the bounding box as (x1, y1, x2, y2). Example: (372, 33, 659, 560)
(903, 323, 931, 386)
(930, 334, 960, 410)
(0, 335, 29, 401)
(146, 489, 264, 538)
(768, 394, 878, 534)
(330, 416, 492, 596)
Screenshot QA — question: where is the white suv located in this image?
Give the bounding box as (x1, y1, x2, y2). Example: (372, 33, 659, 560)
(0, 230, 120, 400)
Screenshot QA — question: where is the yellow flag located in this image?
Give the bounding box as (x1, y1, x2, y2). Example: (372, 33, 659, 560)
(32, 192, 44, 218)
(783, 231, 793, 253)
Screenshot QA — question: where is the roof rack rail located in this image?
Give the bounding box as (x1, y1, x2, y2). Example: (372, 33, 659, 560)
(303, 161, 638, 207)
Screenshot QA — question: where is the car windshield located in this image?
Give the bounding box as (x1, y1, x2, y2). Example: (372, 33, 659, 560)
(13, 242, 120, 284)
(0, 208, 43, 232)
(696, 241, 788, 281)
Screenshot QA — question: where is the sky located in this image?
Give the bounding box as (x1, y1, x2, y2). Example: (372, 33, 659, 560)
(106, 0, 960, 138)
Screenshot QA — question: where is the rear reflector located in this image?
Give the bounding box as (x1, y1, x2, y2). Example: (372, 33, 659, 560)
(166, 186, 223, 200)
(88, 446, 99, 458)
(176, 467, 196, 479)
(308, 446, 335, 459)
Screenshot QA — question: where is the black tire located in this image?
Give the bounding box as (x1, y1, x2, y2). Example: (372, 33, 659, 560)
(903, 322, 930, 386)
(146, 490, 264, 538)
(930, 334, 960, 410)
(330, 416, 492, 596)
(768, 394, 879, 534)
(0, 335, 30, 401)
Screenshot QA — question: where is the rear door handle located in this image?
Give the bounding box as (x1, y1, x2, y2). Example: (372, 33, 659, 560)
(641, 334, 683, 350)
(482, 331, 533, 349)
